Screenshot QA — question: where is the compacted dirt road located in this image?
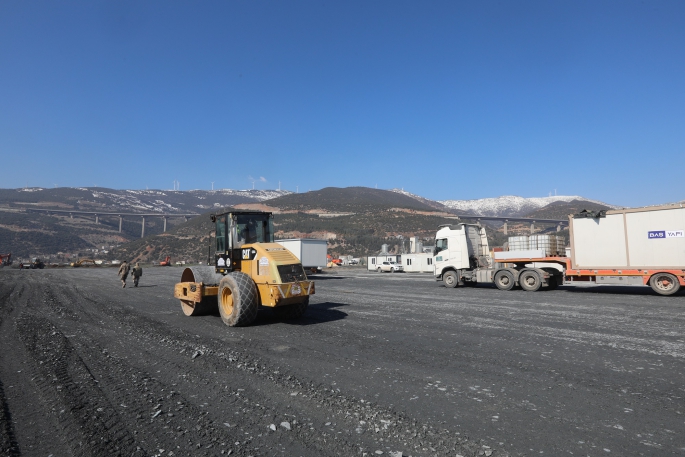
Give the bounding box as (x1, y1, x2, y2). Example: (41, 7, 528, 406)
(0, 267, 683, 457)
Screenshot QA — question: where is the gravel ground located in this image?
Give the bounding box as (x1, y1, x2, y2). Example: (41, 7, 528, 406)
(0, 266, 683, 457)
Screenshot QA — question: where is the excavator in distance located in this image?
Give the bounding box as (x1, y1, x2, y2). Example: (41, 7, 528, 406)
(70, 258, 97, 267)
(174, 211, 314, 327)
(159, 256, 171, 266)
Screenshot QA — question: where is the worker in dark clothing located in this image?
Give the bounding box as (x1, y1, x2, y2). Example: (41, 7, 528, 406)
(132, 262, 143, 287)
(118, 261, 130, 288)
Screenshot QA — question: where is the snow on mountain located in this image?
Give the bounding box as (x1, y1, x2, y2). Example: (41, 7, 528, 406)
(438, 195, 617, 217)
(389, 188, 449, 211)
(2, 187, 293, 215)
(206, 189, 293, 201)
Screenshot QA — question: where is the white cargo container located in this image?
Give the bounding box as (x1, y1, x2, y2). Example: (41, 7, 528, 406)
(275, 239, 328, 273)
(570, 205, 685, 269)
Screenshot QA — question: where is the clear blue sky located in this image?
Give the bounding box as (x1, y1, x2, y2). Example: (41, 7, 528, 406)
(1, 1, 683, 206)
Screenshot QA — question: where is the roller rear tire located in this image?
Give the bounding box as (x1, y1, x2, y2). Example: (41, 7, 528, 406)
(218, 272, 259, 327)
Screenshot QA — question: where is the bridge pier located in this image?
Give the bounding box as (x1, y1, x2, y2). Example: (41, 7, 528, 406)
(118, 216, 123, 233)
(557, 223, 562, 232)
(141, 216, 145, 238)
(95, 214, 99, 224)
(163, 216, 167, 232)
(530, 221, 535, 234)
(503, 220, 508, 235)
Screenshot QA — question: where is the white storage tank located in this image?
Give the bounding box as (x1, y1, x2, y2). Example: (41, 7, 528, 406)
(508, 236, 529, 251)
(529, 235, 559, 256)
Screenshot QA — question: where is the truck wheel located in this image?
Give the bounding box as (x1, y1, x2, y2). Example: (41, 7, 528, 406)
(273, 296, 309, 320)
(443, 271, 459, 288)
(218, 272, 259, 326)
(545, 276, 559, 290)
(377, 267, 382, 273)
(649, 273, 681, 296)
(494, 270, 515, 291)
(519, 270, 542, 292)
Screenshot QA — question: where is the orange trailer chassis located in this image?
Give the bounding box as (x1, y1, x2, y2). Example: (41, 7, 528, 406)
(501, 256, 685, 288)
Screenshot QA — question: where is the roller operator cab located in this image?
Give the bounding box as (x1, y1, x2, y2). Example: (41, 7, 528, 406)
(174, 211, 314, 327)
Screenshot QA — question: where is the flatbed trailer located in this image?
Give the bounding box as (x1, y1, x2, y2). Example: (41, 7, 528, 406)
(493, 254, 685, 294)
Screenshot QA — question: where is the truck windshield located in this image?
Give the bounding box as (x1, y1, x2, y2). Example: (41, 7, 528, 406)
(435, 238, 448, 254)
(233, 214, 274, 248)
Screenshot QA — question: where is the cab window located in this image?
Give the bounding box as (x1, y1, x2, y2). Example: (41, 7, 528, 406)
(216, 216, 226, 253)
(234, 214, 274, 248)
(435, 238, 448, 254)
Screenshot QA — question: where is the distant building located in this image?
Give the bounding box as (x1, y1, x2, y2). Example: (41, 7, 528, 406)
(400, 253, 434, 273)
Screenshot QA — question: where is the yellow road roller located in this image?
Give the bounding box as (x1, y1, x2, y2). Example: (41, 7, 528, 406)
(174, 211, 315, 326)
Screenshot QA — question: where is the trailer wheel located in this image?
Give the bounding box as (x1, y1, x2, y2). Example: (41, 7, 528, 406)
(519, 270, 542, 292)
(443, 271, 459, 288)
(273, 296, 309, 320)
(494, 270, 515, 291)
(218, 272, 259, 326)
(649, 273, 681, 296)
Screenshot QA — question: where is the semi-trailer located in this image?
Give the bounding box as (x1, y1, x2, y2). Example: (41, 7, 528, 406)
(434, 204, 685, 296)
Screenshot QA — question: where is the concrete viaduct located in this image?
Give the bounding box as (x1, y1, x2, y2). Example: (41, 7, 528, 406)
(446, 214, 568, 235)
(25, 209, 200, 238)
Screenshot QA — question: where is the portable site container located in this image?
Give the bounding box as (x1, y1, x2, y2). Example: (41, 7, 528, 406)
(401, 253, 434, 273)
(275, 239, 328, 272)
(367, 255, 402, 271)
(569, 205, 685, 269)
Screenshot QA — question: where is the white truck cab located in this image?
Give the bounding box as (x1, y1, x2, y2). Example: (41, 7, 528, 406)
(434, 223, 494, 286)
(434, 222, 558, 290)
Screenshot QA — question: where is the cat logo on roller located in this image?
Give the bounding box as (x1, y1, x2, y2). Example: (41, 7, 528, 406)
(174, 211, 314, 327)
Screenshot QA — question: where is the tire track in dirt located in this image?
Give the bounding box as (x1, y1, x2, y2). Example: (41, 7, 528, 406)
(0, 281, 21, 456)
(61, 281, 499, 457)
(15, 312, 142, 456)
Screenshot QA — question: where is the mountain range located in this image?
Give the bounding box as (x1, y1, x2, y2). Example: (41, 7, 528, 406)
(436, 195, 617, 217)
(0, 186, 618, 259)
(0, 187, 292, 214)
